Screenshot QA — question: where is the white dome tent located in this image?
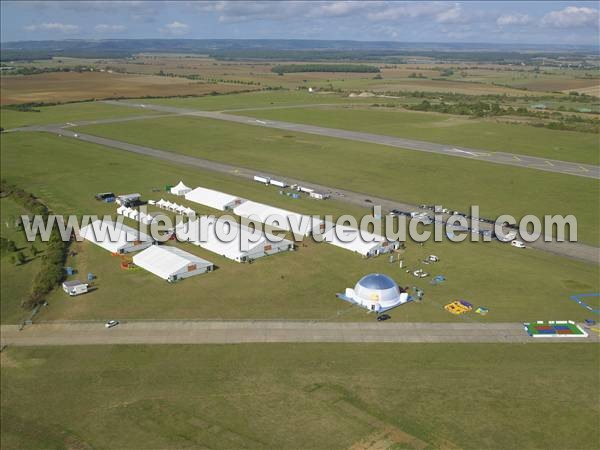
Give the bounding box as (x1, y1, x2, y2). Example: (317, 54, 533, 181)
(338, 273, 410, 313)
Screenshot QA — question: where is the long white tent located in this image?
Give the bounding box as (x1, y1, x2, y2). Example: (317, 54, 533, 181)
(321, 225, 398, 257)
(133, 245, 213, 282)
(176, 216, 293, 262)
(233, 200, 325, 237)
(185, 187, 246, 211)
(79, 220, 153, 254)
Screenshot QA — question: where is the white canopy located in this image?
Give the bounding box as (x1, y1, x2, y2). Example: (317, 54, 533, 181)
(133, 245, 212, 280)
(233, 201, 323, 237)
(322, 225, 392, 257)
(185, 186, 245, 211)
(79, 220, 153, 253)
(170, 181, 192, 196)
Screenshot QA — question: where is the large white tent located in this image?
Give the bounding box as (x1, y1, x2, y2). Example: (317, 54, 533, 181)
(133, 245, 213, 282)
(185, 187, 246, 211)
(170, 181, 192, 196)
(233, 201, 325, 237)
(176, 216, 293, 262)
(79, 220, 153, 254)
(321, 225, 398, 257)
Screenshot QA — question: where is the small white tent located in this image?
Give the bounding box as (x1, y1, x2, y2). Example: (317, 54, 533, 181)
(133, 245, 213, 281)
(170, 181, 192, 196)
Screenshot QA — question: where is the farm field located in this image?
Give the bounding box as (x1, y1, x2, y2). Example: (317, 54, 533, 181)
(73, 115, 600, 244)
(0, 71, 257, 105)
(0, 101, 166, 129)
(2, 343, 598, 450)
(1, 132, 597, 323)
(231, 106, 600, 165)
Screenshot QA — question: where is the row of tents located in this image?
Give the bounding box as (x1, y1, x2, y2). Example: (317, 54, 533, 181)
(151, 199, 196, 217)
(116, 205, 160, 225)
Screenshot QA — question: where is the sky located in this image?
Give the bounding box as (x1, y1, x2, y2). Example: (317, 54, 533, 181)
(1, 1, 599, 46)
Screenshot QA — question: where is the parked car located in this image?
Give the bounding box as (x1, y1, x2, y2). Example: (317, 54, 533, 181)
(377, 314, 391, 322)
(364, 199, 373, 203)
(105, 320, 119, 329)
(511, 240, 526, 249)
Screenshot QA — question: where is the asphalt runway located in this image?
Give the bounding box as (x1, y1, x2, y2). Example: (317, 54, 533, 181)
(102, 100, 600, 179)
(2, 321, 597, 346)
(12, 124, 599, 264)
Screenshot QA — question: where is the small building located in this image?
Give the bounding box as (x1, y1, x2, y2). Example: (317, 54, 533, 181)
(62, 280, 89, 296)
(79, 220, 154, 254)
(184, 187, 245, 211)
(116, 193, 141, 207)
(133, 245, 213, 282)
(170, 181, 192, 196)
(337, 273, 410, 313)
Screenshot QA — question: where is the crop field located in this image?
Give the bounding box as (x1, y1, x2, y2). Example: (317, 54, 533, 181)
(73, 114, 600, 244)
(1, 132, 597, 323)
(231, 105, 600, 164)
(0, 71, 257, 105)
(2, 343, 599, 450)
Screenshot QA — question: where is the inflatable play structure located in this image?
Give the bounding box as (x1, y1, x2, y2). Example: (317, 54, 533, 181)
(523, 321, 588, 338)
(444, 300, 473, 315)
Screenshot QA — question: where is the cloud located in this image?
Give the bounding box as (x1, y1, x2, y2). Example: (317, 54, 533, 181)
(94, 24, 127, 33)
(366, 2, 448, 22)
(435, 4, 468, 24)
(496, 13, 531, 27)
(541, 6, 599, 29)
(159, 21, 189, 36)
(24, 22, 80, 33)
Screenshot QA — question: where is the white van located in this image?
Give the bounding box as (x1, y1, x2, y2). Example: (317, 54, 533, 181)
(511, 240, 526, 249)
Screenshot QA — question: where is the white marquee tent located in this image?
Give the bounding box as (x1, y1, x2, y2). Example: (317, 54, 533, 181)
(79, 220, 153, 254)
(185, 186, 246, 211)
(232, 201, 325, 237)
(176, 216, 293, 262)
(133, 245, 213, 282)
(321, 225, 398, 257)
(170, 181, 192, 196)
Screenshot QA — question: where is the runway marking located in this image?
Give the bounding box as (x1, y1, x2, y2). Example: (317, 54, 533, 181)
(513, 155, 522, 161)
(545, 160, 555, 167)
(579, 166, 589, 172)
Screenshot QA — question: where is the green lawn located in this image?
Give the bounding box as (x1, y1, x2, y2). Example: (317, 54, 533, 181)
(1, 132, 598, 323)
(0, 101, 164, 130)
(141, 90, 375, 111)
(75, 115, 600, 244)
(2, 344, 598, 450)
(0, 197, 47, 324)
(230, 106, 600, 165)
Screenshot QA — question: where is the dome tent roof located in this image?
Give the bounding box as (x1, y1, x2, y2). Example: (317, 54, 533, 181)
(357, 273, 397, 290)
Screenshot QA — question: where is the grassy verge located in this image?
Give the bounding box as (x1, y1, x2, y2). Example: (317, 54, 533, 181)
(2, 344, 598, 450)
(230, 106, 600, 165)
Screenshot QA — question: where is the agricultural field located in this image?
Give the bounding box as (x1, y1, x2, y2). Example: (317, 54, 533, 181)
(0, 71, 257, 105)
(231, 105, 600, 164)
(2, 344, 598, 450)
(73, 114, 600, 244)
(1, 132, 597, 323)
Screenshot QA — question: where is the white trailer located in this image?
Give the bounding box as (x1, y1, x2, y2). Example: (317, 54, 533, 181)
(297, 186, 314, 194)
(253, 175, 270, 185)
(270, 179, 288, 188)
(62, 280, 89, 296)
(310, 191, 330, 200)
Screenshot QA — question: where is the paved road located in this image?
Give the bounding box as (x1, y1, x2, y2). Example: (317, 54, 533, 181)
(1, 321, 597, 346)
(103, 100, 600, 179)
(12, 123, 599, 264)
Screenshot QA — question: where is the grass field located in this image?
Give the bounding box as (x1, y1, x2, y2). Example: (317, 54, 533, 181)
(231, 106, 600, 165)
(0, 101, 166, 130)
(2, 343, 598, 450)
(0, 71, 257, 105)
(73, 115, 600, 244)
(0, 198, 47, 324)
(1, 132, 598, 323)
